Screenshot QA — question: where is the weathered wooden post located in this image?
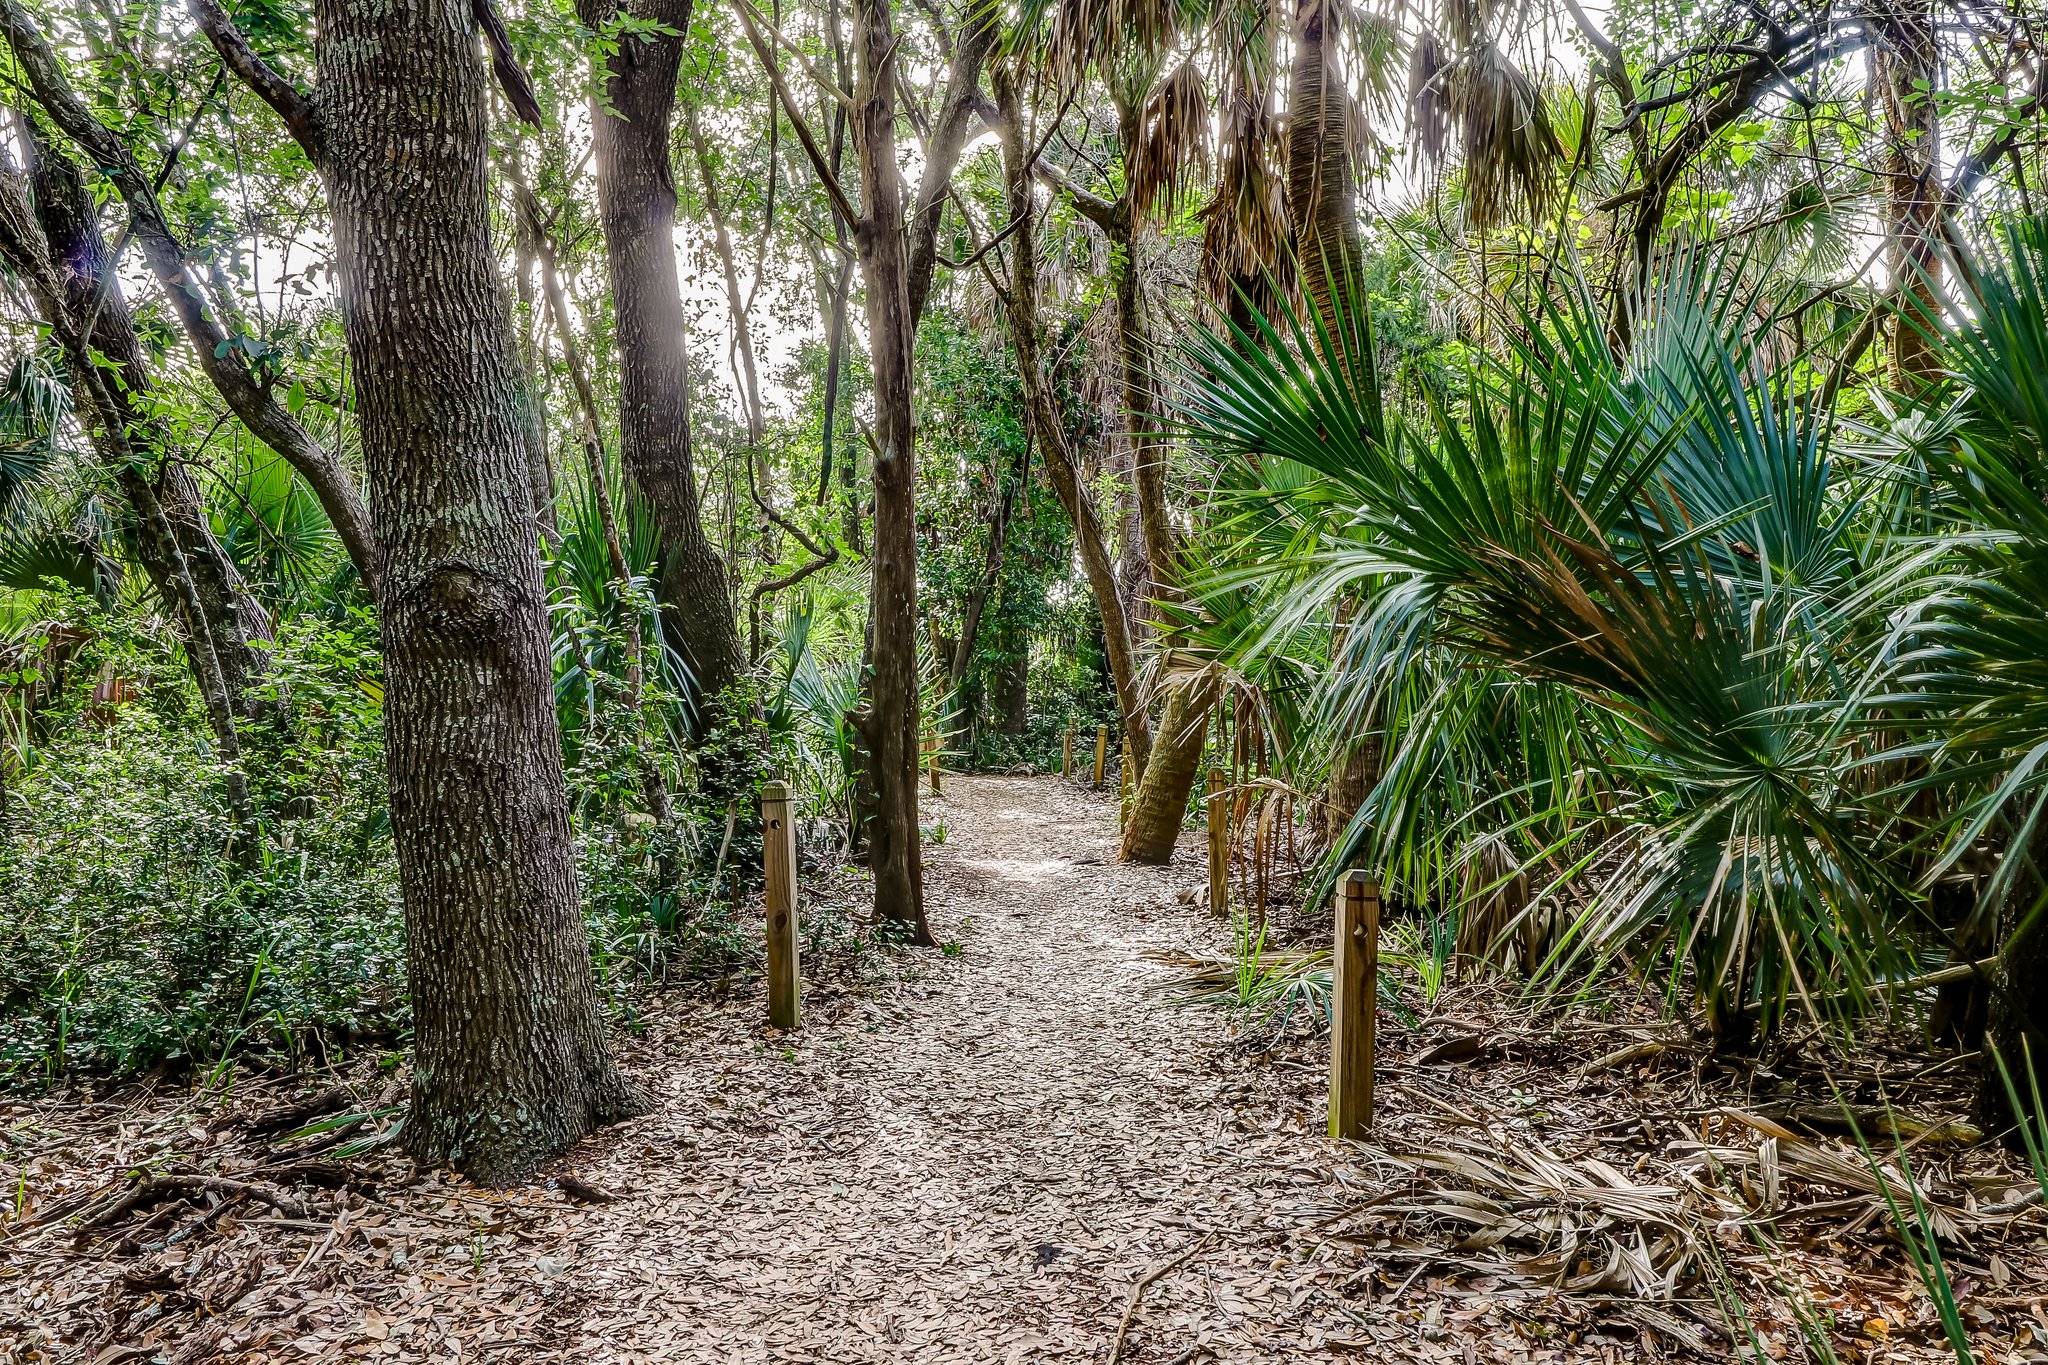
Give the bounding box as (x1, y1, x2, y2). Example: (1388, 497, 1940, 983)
(1328, 870, 1379, 1139)
(1062, 723, 1074, 779)
(924, 730, 942, 795)
(1118, 739, 1133, 830)
(1206, 768, 1228, 918)
(1093, 725, 1108, 788)
(761, 780, 800, 1030)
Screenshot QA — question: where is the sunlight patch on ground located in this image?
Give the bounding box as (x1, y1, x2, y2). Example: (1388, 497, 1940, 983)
(960, 857, 1071, 884)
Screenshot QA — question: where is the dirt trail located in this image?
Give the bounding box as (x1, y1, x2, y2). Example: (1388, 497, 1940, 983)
(3, 776, 1357, 1364)
(553, 775, 1344, 1362)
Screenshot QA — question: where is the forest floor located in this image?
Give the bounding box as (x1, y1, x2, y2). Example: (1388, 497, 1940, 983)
(6, 776, 2048, 1364)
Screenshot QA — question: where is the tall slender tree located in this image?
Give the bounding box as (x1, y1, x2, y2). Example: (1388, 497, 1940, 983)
(577, 0, 751, 733)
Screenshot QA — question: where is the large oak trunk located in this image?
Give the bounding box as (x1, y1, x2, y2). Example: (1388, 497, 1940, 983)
(316, 0, 643, 1183)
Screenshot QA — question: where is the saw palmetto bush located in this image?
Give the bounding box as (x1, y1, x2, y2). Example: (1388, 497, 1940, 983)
(1170, 243, 2048, 1049)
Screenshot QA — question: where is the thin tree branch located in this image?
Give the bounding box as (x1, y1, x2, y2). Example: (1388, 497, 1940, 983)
(184, 0, 325, 165)
(728, 0, 861, 228)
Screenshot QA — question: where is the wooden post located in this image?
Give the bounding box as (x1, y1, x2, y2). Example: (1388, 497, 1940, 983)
(1206, 768, 1228, 918)
(1328, 870, 1379, 1140)
(924, 731, 942, 794)
(1062, 724, 1074, 779)
(761, 780, 800, 1030)
(1093, 725, 1108, 788)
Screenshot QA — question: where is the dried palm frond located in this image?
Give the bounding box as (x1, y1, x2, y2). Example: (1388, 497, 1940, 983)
(1330, 1131, 1718, 1298)
(1450, 43, 1561, 232)
(1407, 28, 1452, 164)
(1129, 60, 1213, 220)
(1409, 31, 1560, 232)
(1200, 77, 1290, 307)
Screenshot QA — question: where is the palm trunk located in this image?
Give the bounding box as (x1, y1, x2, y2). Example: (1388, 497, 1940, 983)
(1110, 209, 1176, 602)
(1872, 0, 1942, 389)
(1105, 121, 1215, 852)
(316, 0, 645, 1182)
(1286, 0, 1361, 348)
(1120, 669, 1220, 863)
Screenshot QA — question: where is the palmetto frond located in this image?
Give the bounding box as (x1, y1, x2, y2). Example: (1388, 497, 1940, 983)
(1174, 257, 1911, 1036)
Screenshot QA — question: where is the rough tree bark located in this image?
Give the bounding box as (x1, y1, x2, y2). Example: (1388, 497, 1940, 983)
(577, 0, 749, 723)
(307, 0, 644, 1182)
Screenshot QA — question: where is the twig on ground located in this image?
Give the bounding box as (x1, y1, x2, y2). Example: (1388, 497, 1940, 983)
(1108, 1234, 1217, 1365)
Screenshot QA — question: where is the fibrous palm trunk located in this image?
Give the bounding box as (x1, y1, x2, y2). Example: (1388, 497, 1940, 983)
(317, 0, 645, 1183)
(1871, 0, 1942, 389)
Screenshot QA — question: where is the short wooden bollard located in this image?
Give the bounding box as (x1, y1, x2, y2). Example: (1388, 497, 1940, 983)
(761, 780, 800, 1030)
(1206, 768, 1228, 918)
(1328, 870, 1380, 1139)
(1093, 725, 1108, 788)
(924, 731, 942, 794)
(1062, 725, 1075, 779)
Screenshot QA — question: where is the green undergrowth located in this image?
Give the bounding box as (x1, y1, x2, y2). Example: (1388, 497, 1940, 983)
(0, 614, 883, 1089)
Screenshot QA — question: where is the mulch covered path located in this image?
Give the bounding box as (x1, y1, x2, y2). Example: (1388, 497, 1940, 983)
(2, 778, 1358, 1363)
(10, 776, 2044, 1364)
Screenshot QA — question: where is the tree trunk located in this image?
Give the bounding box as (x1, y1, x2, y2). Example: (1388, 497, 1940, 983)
(1121, 668, 1220, 863)
(577, 0, 749, 724)
(994, 64, 1152, 778)
(851, 0, 927, 940)
(0, 120, 271, 744)
(995, 641, 1029, 737)
(1872, 0, 1942, 389)
(1981, 820, 2048, 1141)
(1109, 208, 1175, 603)
(1103, 117, 1215, 856)
(514, 185, 675, 825)
(1286, 0, 1361, 348)
(315, 0, 644, 1183)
